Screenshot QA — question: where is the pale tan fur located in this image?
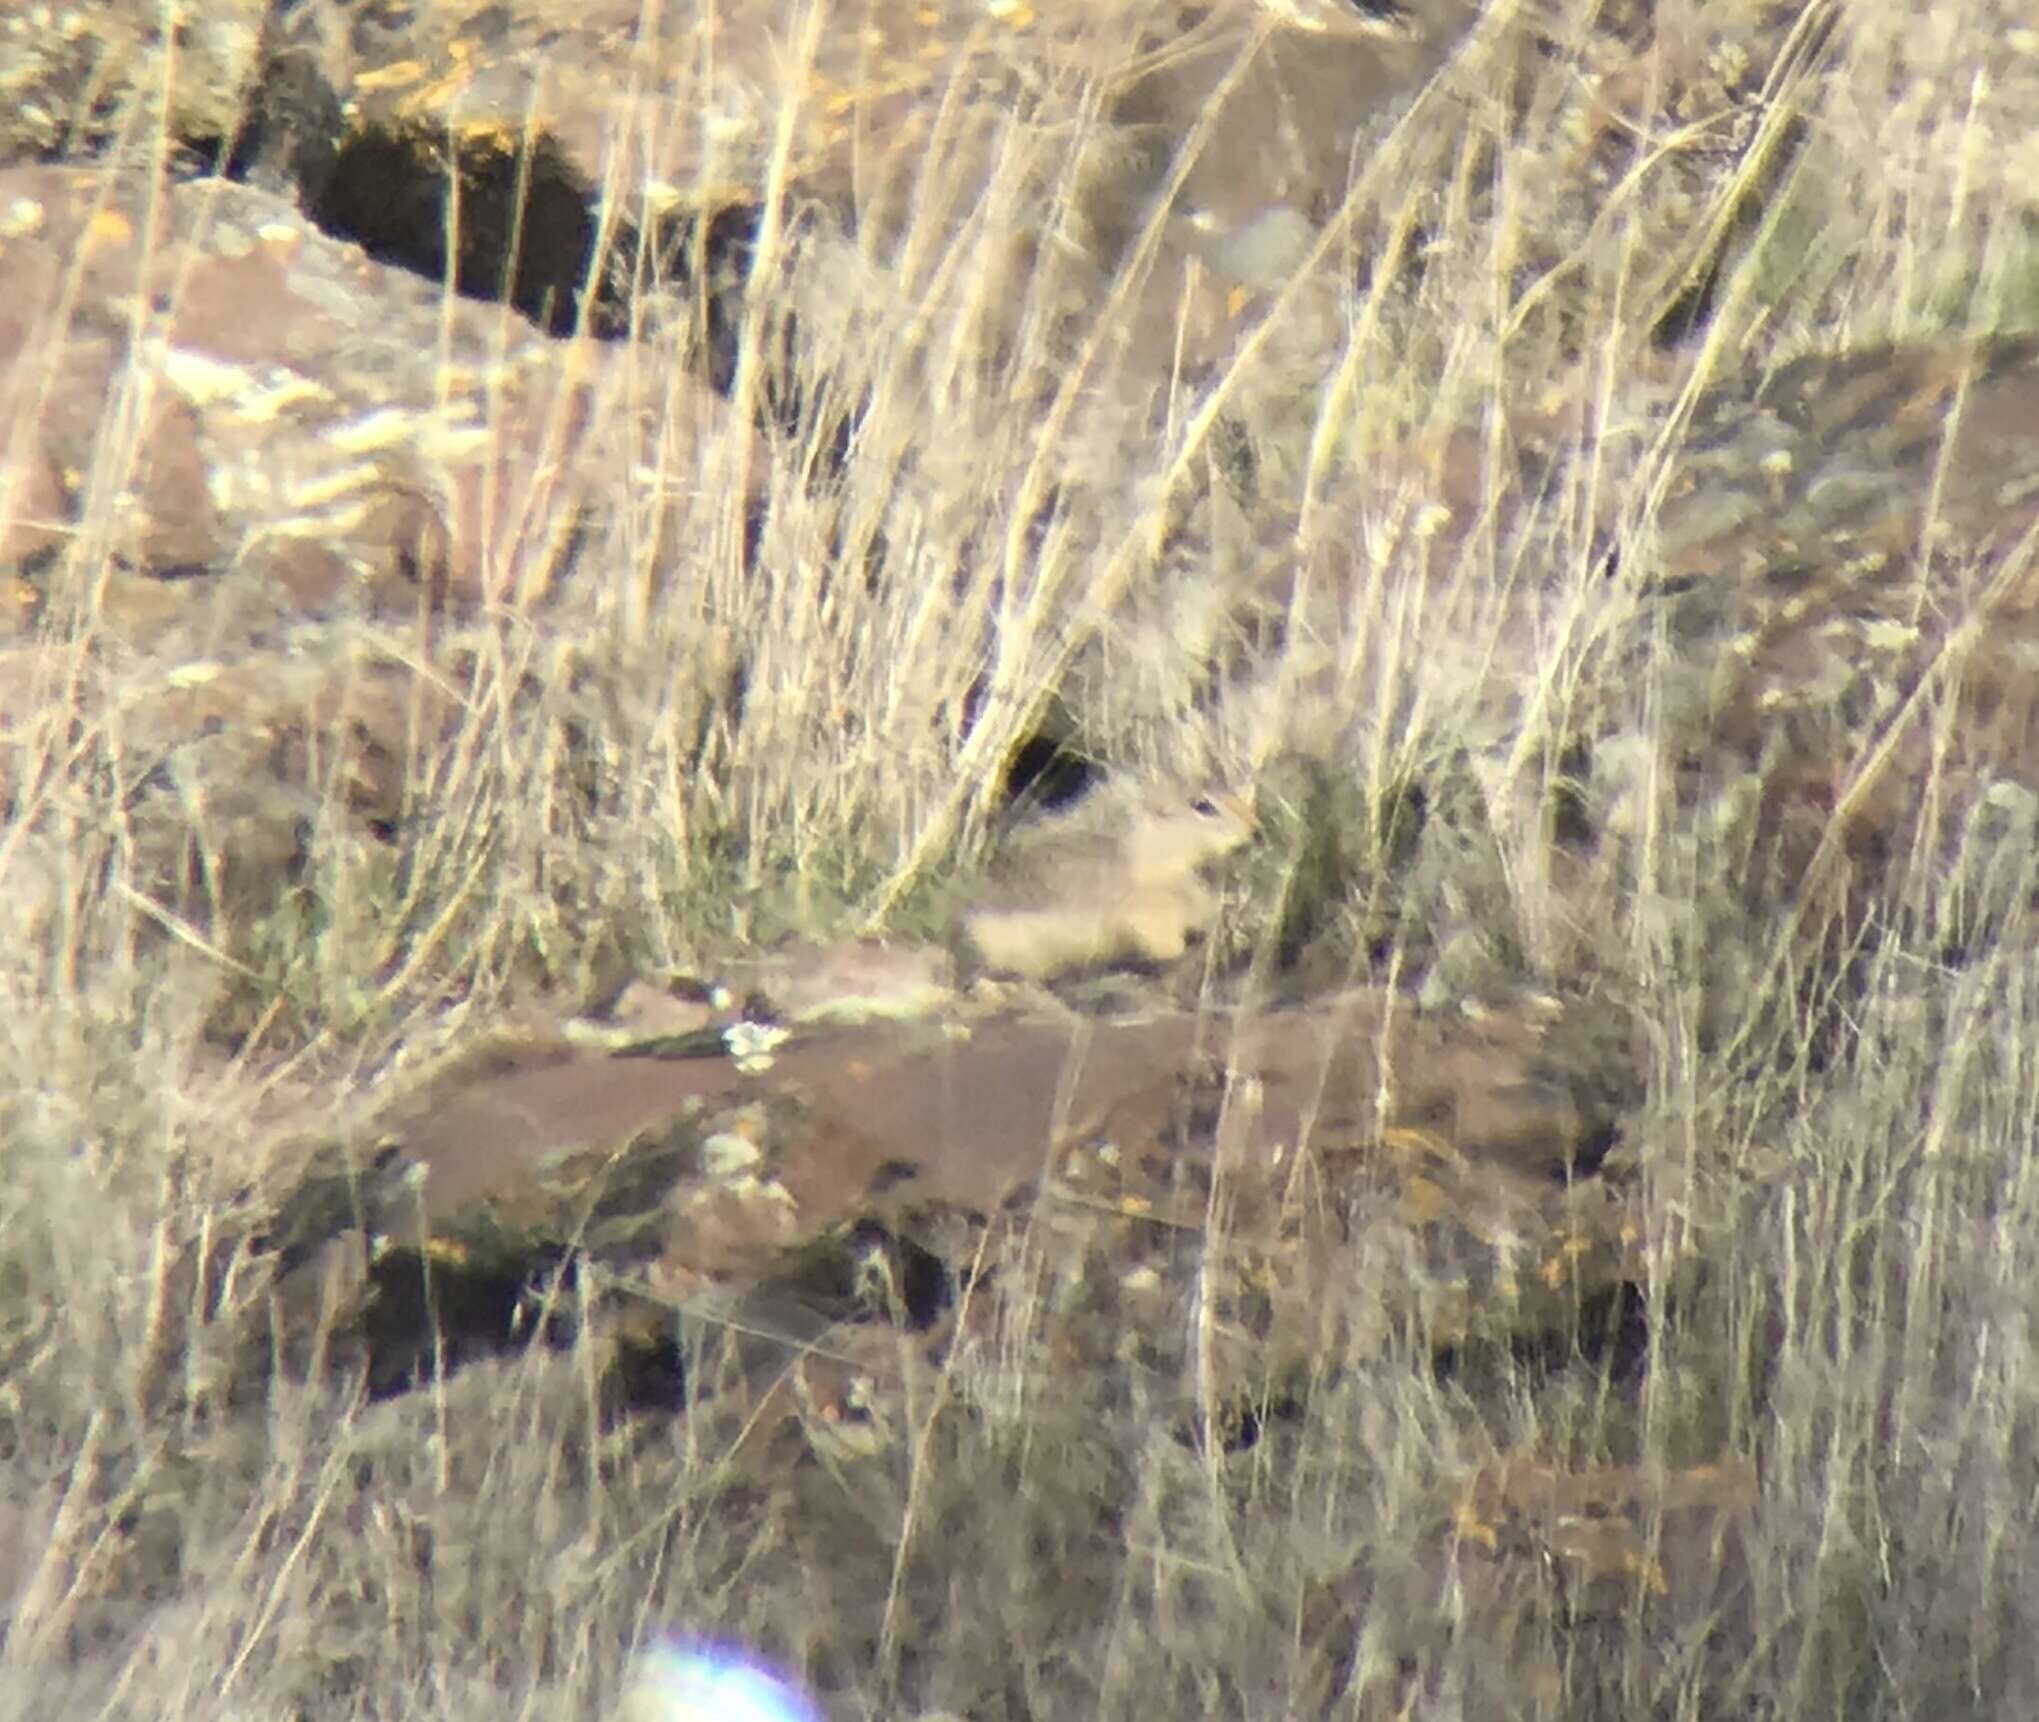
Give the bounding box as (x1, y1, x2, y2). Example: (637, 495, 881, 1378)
(963, 784, 1255, 980)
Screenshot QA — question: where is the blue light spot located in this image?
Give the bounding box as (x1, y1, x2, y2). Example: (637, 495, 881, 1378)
(624, 1641, 823, 1722)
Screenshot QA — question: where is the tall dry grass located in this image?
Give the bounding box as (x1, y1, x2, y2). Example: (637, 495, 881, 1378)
(3, 0, 2039, 1715)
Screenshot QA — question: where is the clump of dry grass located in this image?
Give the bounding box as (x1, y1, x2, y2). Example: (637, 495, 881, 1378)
(6, 0, 2039, 1715)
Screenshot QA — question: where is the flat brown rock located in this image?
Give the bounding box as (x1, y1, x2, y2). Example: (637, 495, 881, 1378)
(252, 989, 1653, 1408)
(364, 990, 1631, 1223)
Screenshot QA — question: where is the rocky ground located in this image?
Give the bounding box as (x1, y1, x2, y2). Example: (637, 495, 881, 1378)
(3, 1, 2039, 1717)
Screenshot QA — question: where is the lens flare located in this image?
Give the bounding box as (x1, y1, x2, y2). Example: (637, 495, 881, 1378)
(622, 1641, 822, 1722)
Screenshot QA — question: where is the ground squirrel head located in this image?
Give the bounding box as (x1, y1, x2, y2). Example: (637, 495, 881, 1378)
(962, 779, 1257, 979)
(1118, 785, 1258, 885)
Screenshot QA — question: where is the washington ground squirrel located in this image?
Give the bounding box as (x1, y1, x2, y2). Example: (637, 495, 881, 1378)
(963, 782, 1257, 980)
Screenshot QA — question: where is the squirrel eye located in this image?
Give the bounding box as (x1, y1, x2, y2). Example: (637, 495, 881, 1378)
(1190, 796, 1219, 817)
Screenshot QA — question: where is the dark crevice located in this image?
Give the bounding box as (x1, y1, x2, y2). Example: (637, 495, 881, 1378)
(308, 127, 611, 338)
(998, 733, 1102, 814)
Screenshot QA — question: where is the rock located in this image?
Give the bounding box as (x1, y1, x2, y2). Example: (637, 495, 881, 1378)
(0, 0, 268, 169)
(1201, 330, 2039, 1018)
(0, 156, 733, 939)
(0, 163, 730, 616)
(1606, 334, 2039, 1031)
(236, 0, 1483, 378)
(244, 989, 1655, 1412)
